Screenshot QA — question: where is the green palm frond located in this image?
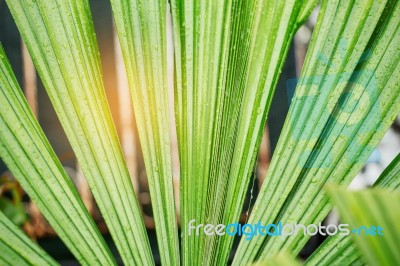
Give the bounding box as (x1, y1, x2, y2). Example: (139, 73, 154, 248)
(253, 252, 301, 266)
(0, 45, 114, 265)
(327, 186, 400, 265)
(5, 1, 152, 264)
(0, 211, 57, 266)
(306, 153, 400, 266)
(234, 0, 400, 264)
(0, 0, 398, 265)
(110, 0, 179, 264)
(170, 1, 317, 264)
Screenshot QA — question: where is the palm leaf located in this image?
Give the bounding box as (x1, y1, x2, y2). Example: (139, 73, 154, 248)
(1, 0, 399, 265)
(374, 153, 400, 189)
(253, 252, 301, 266)
(306, 153, 400, 266)
(0, 45, 115, 265)
(0, 211, 57, 266)
(326, 186, 400, 265)
(5, 0, 152, 264)
(170, 0, 317, 264)
(233, 0, 400, 264)
(109, 0, 179, 264)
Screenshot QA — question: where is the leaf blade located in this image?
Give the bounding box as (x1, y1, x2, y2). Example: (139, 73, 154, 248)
(109, 0, 180, 264)
(233, 0, 400, 264)
(5, 1, 153, 264)
(305, 153, 400, 266)
(0, 45, 115, 265)
(170, 0, 317, 264)
(0, 211, 58, 266)
(326, 186, 400, 265)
